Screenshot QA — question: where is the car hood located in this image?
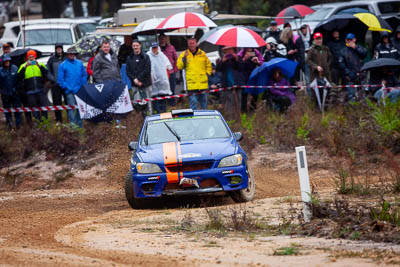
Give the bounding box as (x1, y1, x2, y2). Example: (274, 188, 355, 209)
(16, 44, 71, 55)
(137, 138, 237, 164)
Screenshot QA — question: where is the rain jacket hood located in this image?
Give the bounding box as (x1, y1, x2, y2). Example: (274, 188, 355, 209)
(391, 26, 400, 52)
(54, 43, 64, 54)
(395, 26, 400, 40)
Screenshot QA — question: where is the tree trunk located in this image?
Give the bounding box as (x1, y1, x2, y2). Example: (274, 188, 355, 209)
(41, 0, 65, 18)
(107, 0, 122, 17)
(72, 0, 84, 17)
(87, 0, 103, 16)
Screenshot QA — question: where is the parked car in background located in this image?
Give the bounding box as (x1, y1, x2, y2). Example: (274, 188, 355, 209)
(15, 22, 81, 63)
(283, 0, 400, 32)
(73, 18, 97, 35)
(98, 17, 113, 27)
(0, 18, 96, 48)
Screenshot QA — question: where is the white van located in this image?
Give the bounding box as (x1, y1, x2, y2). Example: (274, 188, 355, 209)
(15, 23, 81, 64)
(0, 18, 96, 48)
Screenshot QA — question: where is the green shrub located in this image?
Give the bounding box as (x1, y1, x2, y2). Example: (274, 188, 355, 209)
(296, 113, 310, 143)
(369, 99, 400, 136)
(370, 199, 400, 227)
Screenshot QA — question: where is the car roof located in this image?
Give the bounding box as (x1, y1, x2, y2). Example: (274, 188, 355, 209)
(311, 1, 368, 8)
(3, 18, 95, 27)
(146, 110, 221, 122)
(312, 0, 400, 8)
(23, 23, 74, 30)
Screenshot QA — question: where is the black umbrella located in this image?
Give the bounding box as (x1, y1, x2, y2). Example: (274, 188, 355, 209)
(361, 58, 400, 72)
(314, 14, 368, 42)
(8, 48, 43, 67)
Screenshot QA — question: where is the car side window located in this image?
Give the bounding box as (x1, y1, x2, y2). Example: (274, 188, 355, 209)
(74, 25, 82, 41)
(334, 5, 371, 14)
(11, 26, 20, 37)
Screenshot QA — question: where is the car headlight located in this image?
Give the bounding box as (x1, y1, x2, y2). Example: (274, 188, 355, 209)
(136, 163, 162, 174)
(218, 154, 243, 168)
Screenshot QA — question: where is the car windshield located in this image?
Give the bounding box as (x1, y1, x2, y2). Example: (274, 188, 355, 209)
(143, 116, 231, 145)
(302, 7, 333, 21)
(78, 23, 97, 34)
(17, 28, 73, 46)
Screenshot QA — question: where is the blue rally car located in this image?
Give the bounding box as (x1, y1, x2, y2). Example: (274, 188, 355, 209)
(125, 109, 256, 209)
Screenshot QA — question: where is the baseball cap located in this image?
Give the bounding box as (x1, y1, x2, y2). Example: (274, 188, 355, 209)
(2, 55, 11, 61)
(270, 20, 277, 26)
(266, 37, 278, 45)
(151, 42, 159, 48)
(346, 33, 356, 39)
(313, 32, 323, 39)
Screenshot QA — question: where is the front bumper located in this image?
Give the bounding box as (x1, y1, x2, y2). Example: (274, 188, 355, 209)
(130, 164, 249, 199)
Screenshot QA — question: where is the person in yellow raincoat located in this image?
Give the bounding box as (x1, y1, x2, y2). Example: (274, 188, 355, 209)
(177, 37, 212, 110)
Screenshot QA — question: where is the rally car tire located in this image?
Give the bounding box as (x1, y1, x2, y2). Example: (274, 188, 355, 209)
(229, 164, 256, 203)
(125, 170, 147, 209)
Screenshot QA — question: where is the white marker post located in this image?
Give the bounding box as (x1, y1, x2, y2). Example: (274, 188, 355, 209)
(295, 146, 312, 222)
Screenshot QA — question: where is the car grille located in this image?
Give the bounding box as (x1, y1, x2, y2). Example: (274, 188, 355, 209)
(166, 162, 212, 173)
(163, 178, 220, 190)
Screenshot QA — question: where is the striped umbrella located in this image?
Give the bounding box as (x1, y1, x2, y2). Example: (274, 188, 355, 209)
(204, 26, 266, 48)
(155, 12, 217, 30)
(276, 5, 315, 25)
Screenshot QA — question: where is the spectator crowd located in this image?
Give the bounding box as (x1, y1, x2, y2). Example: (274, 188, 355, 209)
(1, 22, 400, 130)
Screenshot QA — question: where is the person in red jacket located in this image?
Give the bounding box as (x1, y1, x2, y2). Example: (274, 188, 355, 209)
(86, 46, 100, 83)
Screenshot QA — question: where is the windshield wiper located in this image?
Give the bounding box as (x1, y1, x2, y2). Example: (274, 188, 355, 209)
(164, 122, 181, 142)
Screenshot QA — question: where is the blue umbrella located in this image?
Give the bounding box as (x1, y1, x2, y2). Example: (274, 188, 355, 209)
(247, 57, 298, 94)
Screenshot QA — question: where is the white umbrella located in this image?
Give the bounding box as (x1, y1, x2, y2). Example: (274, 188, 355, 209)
(132, 18, 165, 35)
(156, 12, 217, 30)
(204, 26, 266, 48)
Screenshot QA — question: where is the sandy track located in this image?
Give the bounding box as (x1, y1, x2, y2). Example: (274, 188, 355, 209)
(0, 145, 397, 266)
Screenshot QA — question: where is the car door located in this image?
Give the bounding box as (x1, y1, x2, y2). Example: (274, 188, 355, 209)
(72, 24, 82, 43)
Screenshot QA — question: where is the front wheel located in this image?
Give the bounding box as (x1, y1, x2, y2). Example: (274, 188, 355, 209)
(125, 170, 147, 209)
(229, 164, 256, 203)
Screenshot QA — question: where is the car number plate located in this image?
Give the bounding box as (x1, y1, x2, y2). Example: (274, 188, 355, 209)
(179, 177, 199, 188)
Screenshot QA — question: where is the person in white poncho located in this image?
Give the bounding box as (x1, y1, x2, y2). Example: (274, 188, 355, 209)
(147, 42, 173, 114)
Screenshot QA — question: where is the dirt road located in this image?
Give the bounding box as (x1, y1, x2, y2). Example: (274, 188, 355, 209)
(0, 145, 398, 266)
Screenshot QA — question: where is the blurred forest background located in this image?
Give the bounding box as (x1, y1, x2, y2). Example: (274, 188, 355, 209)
(41, 0, 343, 18)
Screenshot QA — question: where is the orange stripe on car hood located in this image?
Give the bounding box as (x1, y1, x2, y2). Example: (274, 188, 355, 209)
(160, 112, 172, 119)
(163, 142, 180, 183)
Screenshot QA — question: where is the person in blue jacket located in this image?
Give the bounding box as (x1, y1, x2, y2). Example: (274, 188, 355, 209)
(0, 55, 21, 129)
(57, 47, 87, 127)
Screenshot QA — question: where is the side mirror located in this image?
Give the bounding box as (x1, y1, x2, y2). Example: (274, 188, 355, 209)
(128, 141, 138, 151)
(234, 132, 243, 142)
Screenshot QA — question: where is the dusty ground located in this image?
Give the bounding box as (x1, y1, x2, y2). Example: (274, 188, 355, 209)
(0, 143, 399, 266)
